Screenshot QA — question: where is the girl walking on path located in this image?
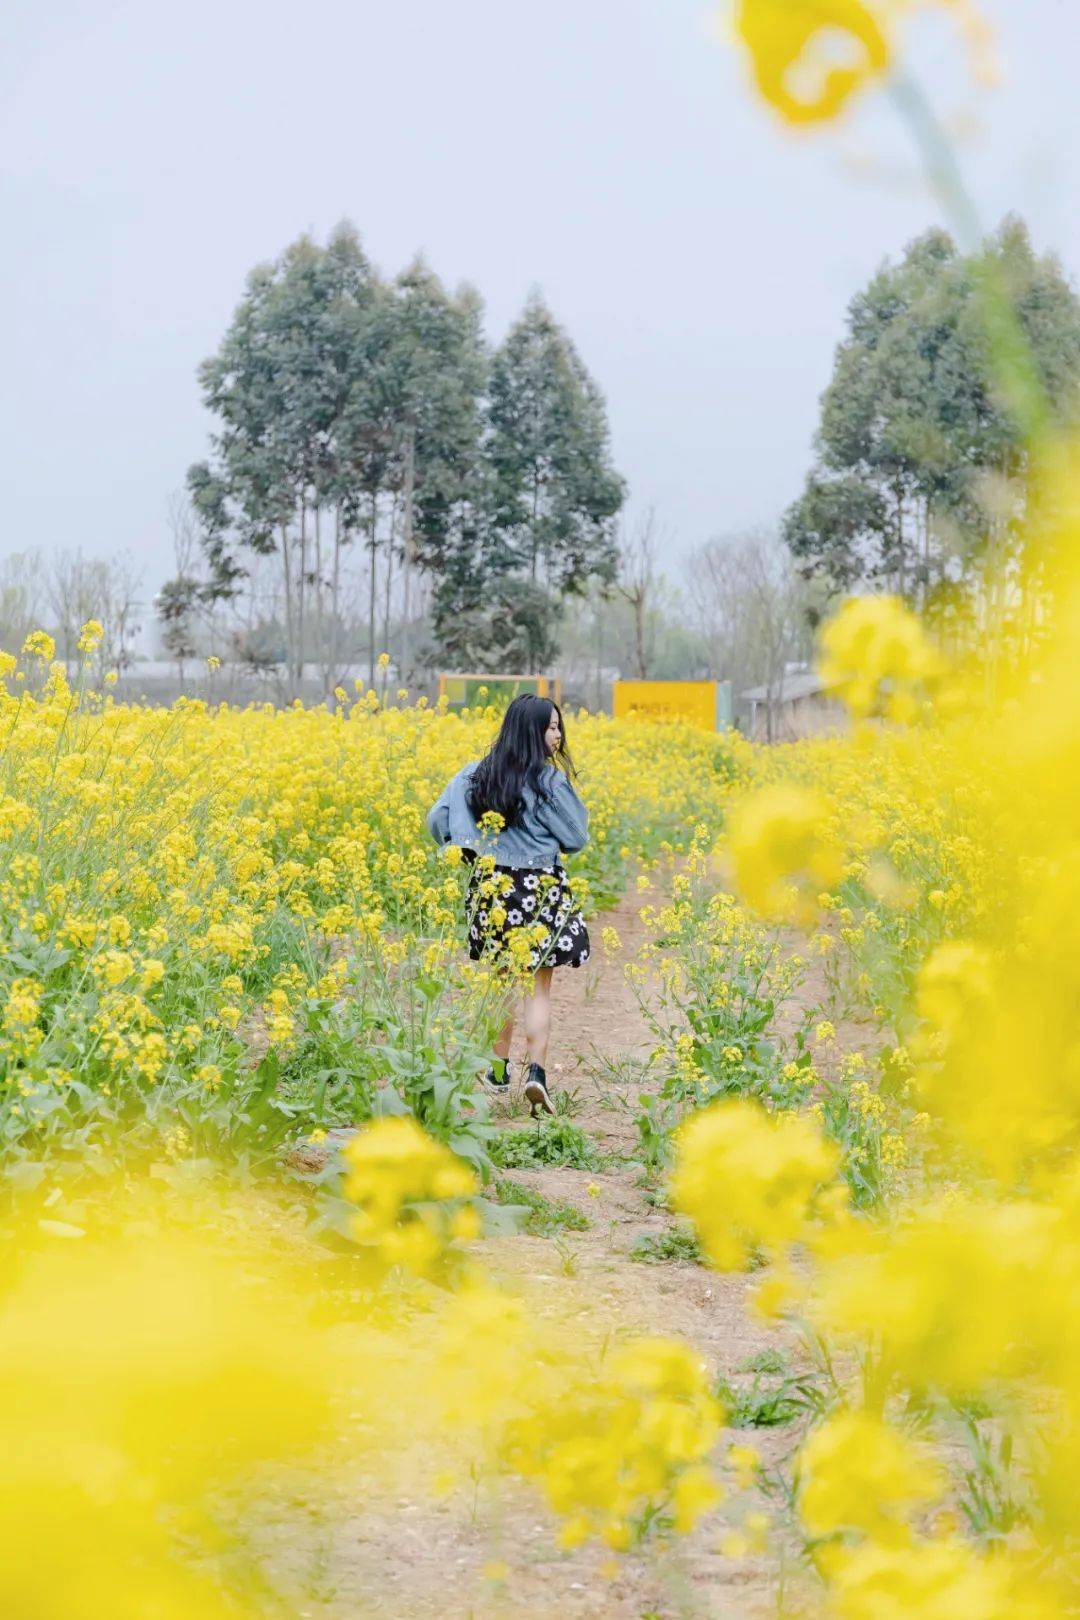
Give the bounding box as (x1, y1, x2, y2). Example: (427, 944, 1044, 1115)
(427, 695, 590, 1117)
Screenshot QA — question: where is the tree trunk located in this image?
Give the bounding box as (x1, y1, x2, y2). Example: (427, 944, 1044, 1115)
(594, 591, 603, 712)
(634, 591, 647, 679)
(297, 494, 308, 691)
(280, 520, 294, 698)
(921, 495, 931, 612)
(368, 489, 378, 687)
(330, 504, 342, 692)
(895, 483, 906, 600)
(314, 500, 325, 695)
(383, 495, 397, 672)
(400, 430, 416, 686)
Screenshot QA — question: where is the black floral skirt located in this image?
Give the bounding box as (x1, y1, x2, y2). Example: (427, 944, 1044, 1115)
(465, 862, 591, 971)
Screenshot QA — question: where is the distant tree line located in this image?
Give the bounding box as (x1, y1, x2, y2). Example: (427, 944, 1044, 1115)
(152, 493, 819, 728)
(0, 519, 816, 736)
(167, 224, 624, 692)
(132, 213, 1080, 716)
(0, 549, 142, 678)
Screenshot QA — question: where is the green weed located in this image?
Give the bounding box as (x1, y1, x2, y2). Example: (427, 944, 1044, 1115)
(493, 1179, 591, 1238)
(489, 1117, 600, 1170)
(630, 1224, 701, 1264)
(716, 1350, 830, 1429)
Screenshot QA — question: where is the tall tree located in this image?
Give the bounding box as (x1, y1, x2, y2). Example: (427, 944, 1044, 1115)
(384, 261, 487, 682)
(784, 219, 1080, 609)
(483, 292, 625, 666)
(182, 233, 626, 690)
(187, 225, 380, 693)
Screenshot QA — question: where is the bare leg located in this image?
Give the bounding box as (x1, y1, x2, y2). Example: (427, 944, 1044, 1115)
(523, 967, 554, 1070)
(494, 1008, 515, 1063)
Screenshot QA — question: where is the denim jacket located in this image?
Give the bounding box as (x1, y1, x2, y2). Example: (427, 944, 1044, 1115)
(426, 761, 589, 869)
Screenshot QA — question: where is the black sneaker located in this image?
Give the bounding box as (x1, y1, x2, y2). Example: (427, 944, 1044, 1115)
(523, 1063, 555, 1118)
(484, 1060, 510, 1090)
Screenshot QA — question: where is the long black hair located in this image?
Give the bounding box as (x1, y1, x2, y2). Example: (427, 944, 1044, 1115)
(468, 695, 575, 829)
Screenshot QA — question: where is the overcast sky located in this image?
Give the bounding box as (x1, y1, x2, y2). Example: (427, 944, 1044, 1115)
(3, 0, 1077, 608)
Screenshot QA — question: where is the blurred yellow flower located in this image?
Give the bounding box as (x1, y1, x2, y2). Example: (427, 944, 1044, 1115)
(733, 0, 889, 126)
(0, 1199, 338, 1620)
(733, 1, 994, 126)
(342, 1117, 477, 1278)
(818, 594, 945, 721)
(726, 783, 840, 921)
(672, 1099, 840, 1268)
(798, 1409, 944, 1542)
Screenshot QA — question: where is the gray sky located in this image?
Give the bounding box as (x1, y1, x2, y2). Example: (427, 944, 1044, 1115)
(3, 0, 1077, 606)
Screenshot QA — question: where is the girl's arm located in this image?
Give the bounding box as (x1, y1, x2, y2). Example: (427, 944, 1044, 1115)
(427, 764, 477, 846)
(536, 771, 589, 853)
(427, 783, 452, 845)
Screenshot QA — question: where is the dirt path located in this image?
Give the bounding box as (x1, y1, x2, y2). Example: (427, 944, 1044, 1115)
(248, 891, 863, 1619)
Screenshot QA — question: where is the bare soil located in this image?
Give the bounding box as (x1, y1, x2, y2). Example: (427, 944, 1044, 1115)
(246, 890, 872, 1620)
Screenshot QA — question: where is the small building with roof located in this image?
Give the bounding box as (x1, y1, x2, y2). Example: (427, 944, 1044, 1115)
(738, 669, 842, 742)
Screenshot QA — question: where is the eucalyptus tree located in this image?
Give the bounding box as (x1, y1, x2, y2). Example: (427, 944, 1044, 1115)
(187, 225, 380, 691)
(784, 219, 1080, 613)
(182, 234, 627, 690)
(307, 225, 384, 688)
(375, 259, 487, 683)
(188, 254, 296, 675)
(484, 292, 625, 666)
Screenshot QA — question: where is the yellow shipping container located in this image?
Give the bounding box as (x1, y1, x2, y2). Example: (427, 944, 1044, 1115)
(612, 680, 730, 732)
